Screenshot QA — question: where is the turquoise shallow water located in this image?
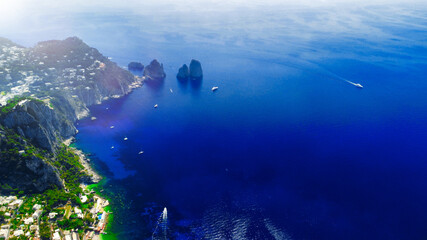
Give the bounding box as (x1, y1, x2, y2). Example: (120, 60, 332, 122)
(4, 2, 427, 239)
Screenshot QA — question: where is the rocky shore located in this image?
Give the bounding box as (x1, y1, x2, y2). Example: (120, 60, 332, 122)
(0, 36, 147, 240)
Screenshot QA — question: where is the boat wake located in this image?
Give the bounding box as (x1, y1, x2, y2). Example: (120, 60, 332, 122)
(152, 207, 168, 240)
(261, 55, 364, 89)
(345, 80, 364, 88)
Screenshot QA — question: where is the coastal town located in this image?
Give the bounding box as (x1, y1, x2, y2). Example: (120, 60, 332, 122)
(0, 36, 158, 240)
(0, 36, 147, 240)
(0, 185, 110, 240)
(0, 37, 141, 108)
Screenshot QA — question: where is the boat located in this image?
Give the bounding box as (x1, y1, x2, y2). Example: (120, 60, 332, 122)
(138, 151, 144, 155)
(346, 80, 363, 88)
(124, 137, 128, 141)
(212, 86, 219, 91)
(154, 104, 158, 108)
(110, 126, 114, 129)
(111, 146, 114, 149)
(170, 88, 173, 93)
(91, 117, 97, 120)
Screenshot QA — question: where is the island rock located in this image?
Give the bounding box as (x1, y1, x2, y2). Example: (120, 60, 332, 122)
(143, 59, 166, 80)
(176, 64, 189, 80)
(128, 62, 144, 71)
(189, 59, 203, 79)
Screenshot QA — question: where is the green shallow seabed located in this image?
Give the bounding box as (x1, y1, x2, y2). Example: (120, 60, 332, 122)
(87, 173, 118, 240)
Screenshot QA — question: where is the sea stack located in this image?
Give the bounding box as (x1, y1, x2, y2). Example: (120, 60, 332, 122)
(143, 59, 166, 80)
(128, 62, 144, 71)
(176, 64, 189, 80)
(189, 59, 203, 80)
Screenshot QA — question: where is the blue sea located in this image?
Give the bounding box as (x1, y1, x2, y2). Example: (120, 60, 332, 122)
(3, 1, 427, 239)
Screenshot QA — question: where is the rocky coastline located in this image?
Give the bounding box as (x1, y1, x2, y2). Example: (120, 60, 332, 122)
(0, 36, 146, 239)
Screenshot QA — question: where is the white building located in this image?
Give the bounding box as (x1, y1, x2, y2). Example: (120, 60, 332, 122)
(49, 212, 58, 219)
(13, 229, 24, 236)
(24, 217, 34, 225)
(32, 204, 42, 211)
(32, 209, 43, 220)
(53, 231, 61, 240)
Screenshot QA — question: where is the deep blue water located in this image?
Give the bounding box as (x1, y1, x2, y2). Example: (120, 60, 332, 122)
(4, 2, 427, 239)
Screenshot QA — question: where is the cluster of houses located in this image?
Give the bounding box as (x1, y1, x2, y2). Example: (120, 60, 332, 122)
(0, 191, 110, 240)
(0, 41, 106, 107)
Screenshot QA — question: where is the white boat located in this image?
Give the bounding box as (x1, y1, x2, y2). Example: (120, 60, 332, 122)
(91, 117, 97, 120)
(138, 151, 144, 155)
(124, 137, 128, 141)
(346, 80, 363, 88)
(111, 146, 114, 149)
(212, 86, 219, 91)
(154, 104, 158, 108)
(110, 126, 114, 129)
(170, 88, 173, 93)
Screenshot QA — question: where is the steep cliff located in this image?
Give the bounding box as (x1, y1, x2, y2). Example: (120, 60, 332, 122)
(0, 98, 76, 151)
(31, 37, 140, 107)
(0, 127, 63, 193)
(0, 37, 142, 193)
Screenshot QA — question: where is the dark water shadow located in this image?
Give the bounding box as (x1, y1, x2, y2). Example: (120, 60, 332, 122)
(144, 78, 165, 91)
(177, 77, 189, 91)
(190, 77, 203, 95)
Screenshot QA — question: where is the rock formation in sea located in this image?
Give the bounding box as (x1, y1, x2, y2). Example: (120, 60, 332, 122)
(128, 62, 144, 71)
(176, 64, 189, 80)
(143, 59, 166, 80)
(189, 59, 203, 79)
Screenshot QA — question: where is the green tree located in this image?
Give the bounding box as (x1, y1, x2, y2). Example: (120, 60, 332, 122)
(39, 222, 51, 240)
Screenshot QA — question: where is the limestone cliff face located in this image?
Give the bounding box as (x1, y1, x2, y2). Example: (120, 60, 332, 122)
(32, 37, 140, 109)
(0, 37, 140, 151)
(0, 100, 76, 151)
(0, 128, 63, 193)
(0, 36, 141, 192)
